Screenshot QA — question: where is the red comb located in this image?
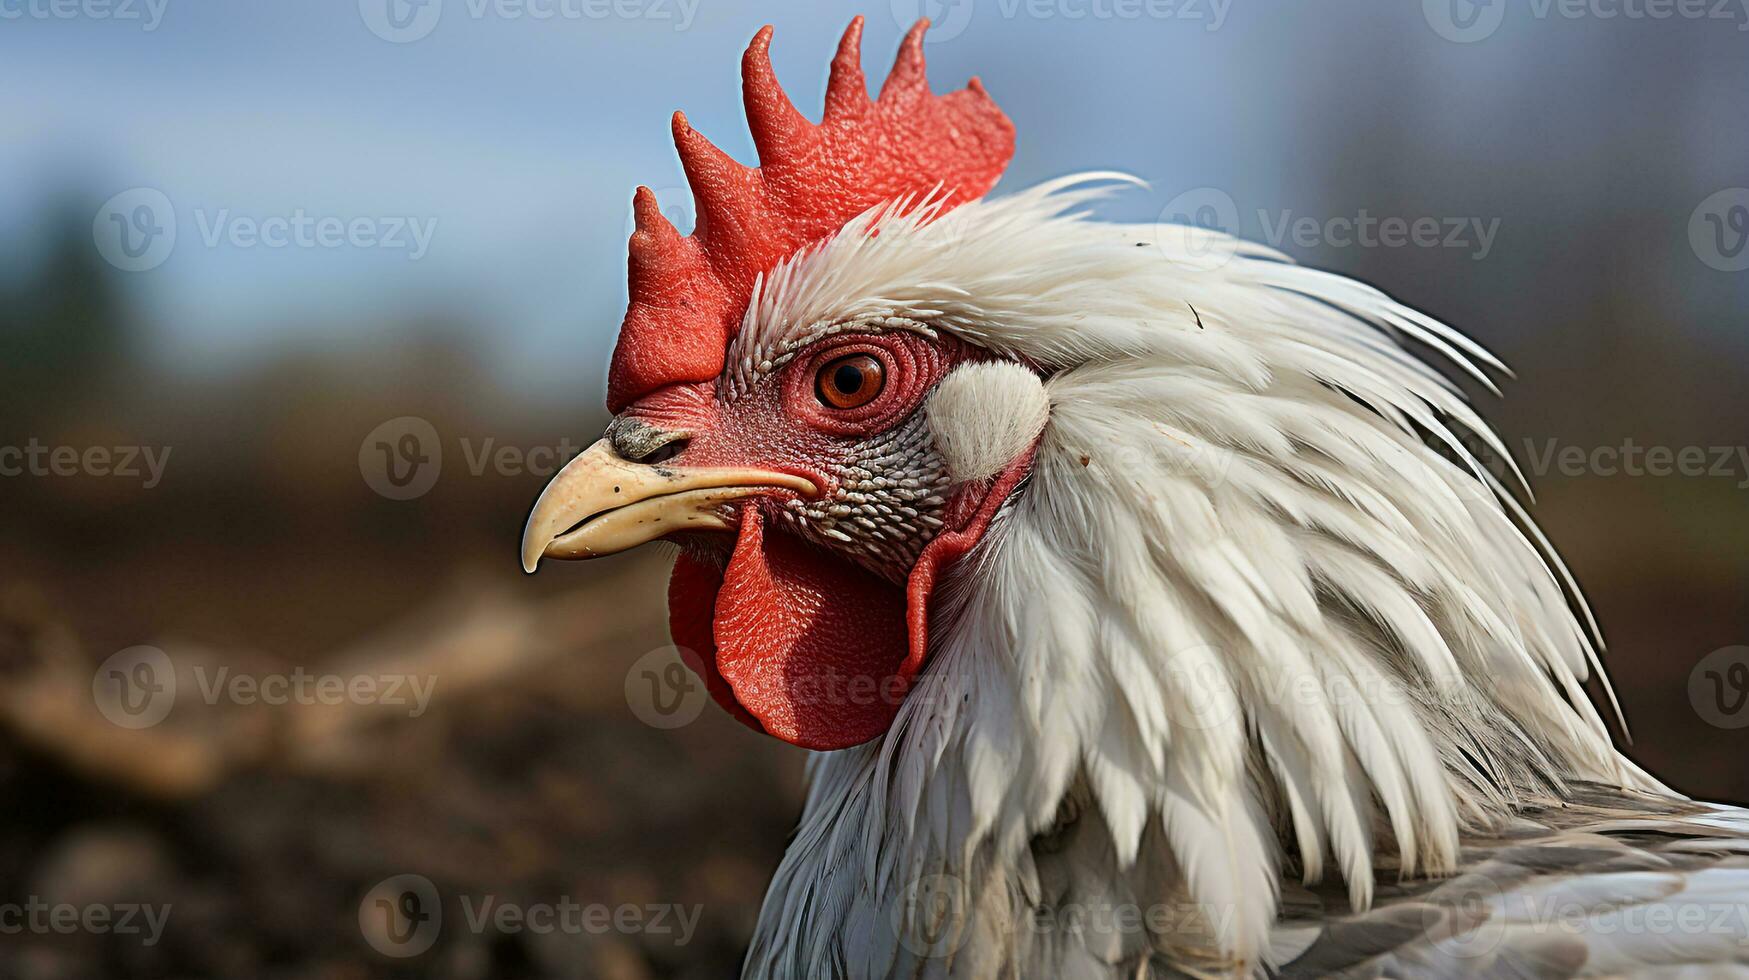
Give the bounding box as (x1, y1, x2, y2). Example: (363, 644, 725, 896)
(605, 17, 1016, 412)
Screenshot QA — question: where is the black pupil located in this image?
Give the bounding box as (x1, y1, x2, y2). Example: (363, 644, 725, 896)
(832, 363, 864, 396)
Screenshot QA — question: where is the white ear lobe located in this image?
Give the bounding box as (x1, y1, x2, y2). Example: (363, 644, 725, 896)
(926, 361, 1051, 485)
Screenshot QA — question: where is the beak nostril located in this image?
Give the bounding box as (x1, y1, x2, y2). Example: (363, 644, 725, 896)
(606, 416, 690, 465)
(636, 439, 688, 466)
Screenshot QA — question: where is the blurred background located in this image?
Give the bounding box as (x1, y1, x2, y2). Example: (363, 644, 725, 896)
(2, 0, 1746, 976)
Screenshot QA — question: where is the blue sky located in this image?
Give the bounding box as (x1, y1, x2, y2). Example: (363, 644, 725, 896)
(4, 0, 1745, 398)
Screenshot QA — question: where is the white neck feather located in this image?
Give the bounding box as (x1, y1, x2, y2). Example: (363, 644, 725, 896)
(740, 176, 1665, 977)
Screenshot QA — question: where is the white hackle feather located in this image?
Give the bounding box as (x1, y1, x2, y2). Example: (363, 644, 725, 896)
(728, 175, 1743, 977)
(925, 361, 1051, 485)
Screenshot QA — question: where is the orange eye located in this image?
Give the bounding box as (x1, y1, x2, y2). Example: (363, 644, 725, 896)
(815, 354, 885, 409)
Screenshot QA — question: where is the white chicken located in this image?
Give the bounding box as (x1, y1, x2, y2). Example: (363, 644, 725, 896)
(521, 17, 1749, 978)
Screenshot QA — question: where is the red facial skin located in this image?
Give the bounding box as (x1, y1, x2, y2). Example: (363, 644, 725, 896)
(619, 332, 963, 503)
(618, 331, 1035, 749)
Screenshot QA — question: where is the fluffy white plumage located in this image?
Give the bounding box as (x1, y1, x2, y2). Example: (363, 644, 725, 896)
(926, 362, 1051, 485)
(732, 176, 1746, 977)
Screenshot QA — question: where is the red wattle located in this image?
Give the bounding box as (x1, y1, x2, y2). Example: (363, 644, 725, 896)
(665, 442, 1038, 749)
(711, 507, 909, 748)
(668, 553, 763, 733)
(901, 445, 1039, 679)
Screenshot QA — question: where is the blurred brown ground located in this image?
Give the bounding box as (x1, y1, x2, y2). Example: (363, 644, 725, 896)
(0, 206, 1745, 979)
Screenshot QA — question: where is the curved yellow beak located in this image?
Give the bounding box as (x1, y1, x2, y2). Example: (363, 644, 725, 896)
(519, 438, 817, 573)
